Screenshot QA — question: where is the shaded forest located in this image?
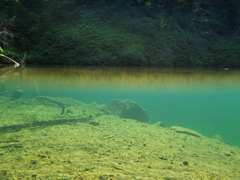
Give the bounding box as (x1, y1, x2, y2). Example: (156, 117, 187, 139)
(0, 0, 240, 67)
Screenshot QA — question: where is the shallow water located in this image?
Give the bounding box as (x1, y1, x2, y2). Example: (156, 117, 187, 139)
(1, 66, 240, 146)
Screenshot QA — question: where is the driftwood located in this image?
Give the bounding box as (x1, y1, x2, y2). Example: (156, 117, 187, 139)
(0, 54, 19, 66)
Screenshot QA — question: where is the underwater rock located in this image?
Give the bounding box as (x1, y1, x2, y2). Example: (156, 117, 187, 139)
(89, 120, 100, 126)
(170, 126, 202, 138)
(106, 99, 149, 122)
(154, 121, 165, 127)
(11, 87, 23, 100)
(212, 135, 224, 142)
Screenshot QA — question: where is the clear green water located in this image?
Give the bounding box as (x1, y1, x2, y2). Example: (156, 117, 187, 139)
(1, 66, 240, 146)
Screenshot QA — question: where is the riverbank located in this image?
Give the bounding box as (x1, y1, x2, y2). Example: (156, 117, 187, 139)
(1, 1, 240, 67)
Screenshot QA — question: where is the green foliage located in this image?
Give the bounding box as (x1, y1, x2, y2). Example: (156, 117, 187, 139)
(27, 11, 148, 66)
(0, 47, 4, 53)
(1, 0, 19, 2)
(3, 49, 21, 62)
(1, 0, 240, 67)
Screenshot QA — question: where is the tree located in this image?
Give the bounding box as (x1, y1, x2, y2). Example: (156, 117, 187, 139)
(0, 16, 16, 49)
(0, 0, 19, 49)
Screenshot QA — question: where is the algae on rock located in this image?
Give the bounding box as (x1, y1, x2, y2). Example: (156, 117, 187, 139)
(106, 99, 149, 122)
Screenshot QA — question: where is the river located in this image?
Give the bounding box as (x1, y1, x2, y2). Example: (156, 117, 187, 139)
(1, 66, 240, 146)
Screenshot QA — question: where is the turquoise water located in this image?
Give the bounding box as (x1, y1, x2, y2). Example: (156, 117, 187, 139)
(1, 66, 240, 146)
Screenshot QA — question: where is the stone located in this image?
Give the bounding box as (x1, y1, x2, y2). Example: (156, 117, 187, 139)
(212, 135, 224, 142)
(106, 99, 149, 122)
(154, 121, 165, 127)
(11, 87, 23, 100)
(170, 126, 202, 138)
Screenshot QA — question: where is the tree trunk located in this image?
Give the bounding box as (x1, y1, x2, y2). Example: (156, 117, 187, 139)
(0, 54, 19, 67)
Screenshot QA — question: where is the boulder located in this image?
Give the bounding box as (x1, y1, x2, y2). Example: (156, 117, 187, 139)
(106, 99, 149, 122)
(11, 87, 23, 100)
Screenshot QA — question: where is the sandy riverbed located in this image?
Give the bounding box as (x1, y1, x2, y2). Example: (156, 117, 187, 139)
(0, 97, 240, 179)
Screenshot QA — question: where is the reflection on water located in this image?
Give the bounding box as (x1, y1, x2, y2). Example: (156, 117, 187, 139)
(1, 66, 240, 146)
(3, 66, 240, 90)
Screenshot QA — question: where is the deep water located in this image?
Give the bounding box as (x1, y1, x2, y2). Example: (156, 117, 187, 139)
(1, 66, 240, 146)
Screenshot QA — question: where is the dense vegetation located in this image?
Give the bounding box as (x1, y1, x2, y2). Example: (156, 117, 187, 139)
(0, 0, 240, 67)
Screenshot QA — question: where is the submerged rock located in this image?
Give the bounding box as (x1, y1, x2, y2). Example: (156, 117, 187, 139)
(212, 134, 224, 142)
(11, 87, 23, 100)
(154, 121, 165, 127)
(106, 99, 149, 122)
(170, 126, 202, 138)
